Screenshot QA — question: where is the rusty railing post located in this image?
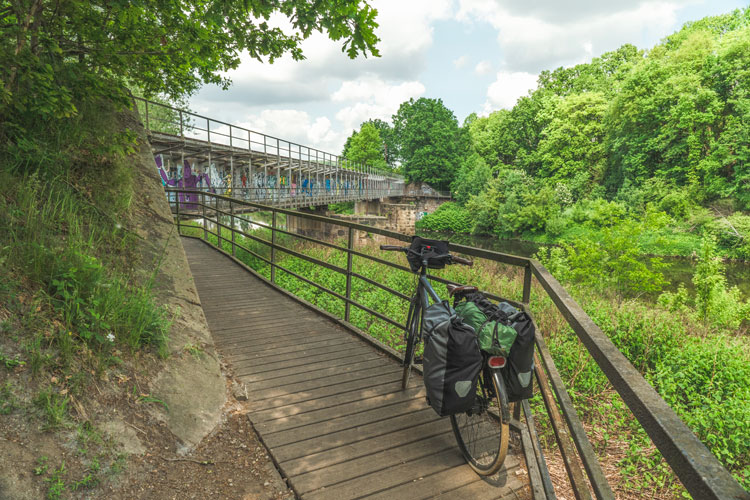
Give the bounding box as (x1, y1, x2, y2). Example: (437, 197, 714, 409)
(523, 264, 532, 304)
(230, 199, 236, 256)
(345, 226, 354, 322)
(216, 193, 221, 249)
(175, 189, 180, 234)
(271, 210, 277, 283)
(202, 191, 207, 240)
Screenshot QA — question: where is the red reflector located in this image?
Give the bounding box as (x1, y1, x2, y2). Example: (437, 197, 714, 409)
(488, 356, 506, 368)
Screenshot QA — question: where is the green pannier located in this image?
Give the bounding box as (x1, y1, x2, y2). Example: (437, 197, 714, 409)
(455, 301, 517, 356)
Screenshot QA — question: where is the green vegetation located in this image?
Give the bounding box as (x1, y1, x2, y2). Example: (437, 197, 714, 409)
(185, 219, 749, 494)
(342, 122, 389, 171)
(358, 9, 750, 264)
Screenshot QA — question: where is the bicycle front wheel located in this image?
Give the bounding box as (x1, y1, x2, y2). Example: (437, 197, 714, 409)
(450, 369, 511, 475)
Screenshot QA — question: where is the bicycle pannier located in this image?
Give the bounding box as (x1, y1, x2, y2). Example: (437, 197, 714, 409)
(496, 302, 536, 402)
(454, 300, 517, 356)
(422, 300, 482, 417)
(407, 236, 451, 272)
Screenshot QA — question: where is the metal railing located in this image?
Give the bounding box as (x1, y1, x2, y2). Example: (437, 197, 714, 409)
(134, 96, 404, 180)
(166, 186, 403, 210)
(169, 188, 748, 500)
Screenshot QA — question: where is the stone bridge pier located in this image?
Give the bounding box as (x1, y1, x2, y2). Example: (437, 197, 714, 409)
(287, 183, 450, 239)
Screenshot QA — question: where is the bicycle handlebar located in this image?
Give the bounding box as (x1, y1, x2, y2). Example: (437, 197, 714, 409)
(378, 245, 473, 266)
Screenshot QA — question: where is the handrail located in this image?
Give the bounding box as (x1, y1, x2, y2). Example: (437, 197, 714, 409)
(167, 188, 749, 500)
(134, 96, 403, 180)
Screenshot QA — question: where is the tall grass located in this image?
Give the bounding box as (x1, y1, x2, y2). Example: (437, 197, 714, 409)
(0, 99, 171, 378)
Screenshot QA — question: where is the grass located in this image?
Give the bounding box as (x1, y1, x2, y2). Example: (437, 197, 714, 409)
(183, 217, 750, 497)
(0, 98, 172, 452)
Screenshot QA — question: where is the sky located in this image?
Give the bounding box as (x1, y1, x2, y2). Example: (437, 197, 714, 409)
(189, 0, 747, 156)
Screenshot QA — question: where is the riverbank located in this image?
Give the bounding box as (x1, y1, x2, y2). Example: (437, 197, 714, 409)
(416, 229, 750, 301)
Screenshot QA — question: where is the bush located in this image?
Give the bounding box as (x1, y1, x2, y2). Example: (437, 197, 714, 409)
(704, 213, 750, 259)
(416, 202, 473, 233)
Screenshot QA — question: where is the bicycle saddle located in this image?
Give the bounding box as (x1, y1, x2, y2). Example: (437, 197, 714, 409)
(446, 284, 479, 297)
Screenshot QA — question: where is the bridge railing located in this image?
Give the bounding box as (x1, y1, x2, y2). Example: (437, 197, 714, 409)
(165, 186, 404, 210)
(134, 96, 403, 180)
(168, 188, 747, 500)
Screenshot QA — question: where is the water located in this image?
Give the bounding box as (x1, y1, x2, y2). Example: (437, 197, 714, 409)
(418, 230, 750, 301)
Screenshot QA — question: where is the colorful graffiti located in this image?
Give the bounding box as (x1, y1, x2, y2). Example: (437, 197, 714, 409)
(155, 153, 397, 206)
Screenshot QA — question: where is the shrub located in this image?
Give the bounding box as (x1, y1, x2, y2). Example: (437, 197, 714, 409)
(416, 202, 473, 233)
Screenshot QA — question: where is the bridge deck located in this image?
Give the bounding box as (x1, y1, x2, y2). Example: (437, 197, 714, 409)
(183, 237, 529, 499)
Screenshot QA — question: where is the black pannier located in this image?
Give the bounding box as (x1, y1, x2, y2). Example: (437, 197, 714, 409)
(496, 302, 536, 402)
(406, 236, 451, 272)
(422, 301, 482, 417)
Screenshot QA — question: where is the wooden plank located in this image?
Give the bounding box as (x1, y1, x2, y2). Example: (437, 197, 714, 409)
(280, 418, 453, 477)
(235, 352, 382, 382)
(272, 407, 440, 462)
(234, 346, 373, 377)
(231, 341, 361, 367)
(248, 358, 389, 391)
(299, 447, 467, 500)
(360, 458, 522, 500)
(251, 367, 402, 407)
(216, 332, 347, 352)
(233, 337, 361, 361)
(430, 473, 526, 500)
(256, 385, 426, 434)
(261, 397, 430, 448)
(292, 432, 458, 494)
(249, 377, 411, 423)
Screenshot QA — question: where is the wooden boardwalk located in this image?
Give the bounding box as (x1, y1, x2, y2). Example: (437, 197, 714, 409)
(183, 238, 529, 499)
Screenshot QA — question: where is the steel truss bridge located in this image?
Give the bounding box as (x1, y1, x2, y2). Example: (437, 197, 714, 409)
(135, 97, 405, 209)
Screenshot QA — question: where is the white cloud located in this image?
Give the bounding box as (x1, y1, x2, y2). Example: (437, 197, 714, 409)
(474, 60, 492, 75)
(484, 71, 539, 112)
(453, 55, 469, 69)
(457, 0, 685, 72)
(333, 78, 426, 132)
(235, 110, 345, 154)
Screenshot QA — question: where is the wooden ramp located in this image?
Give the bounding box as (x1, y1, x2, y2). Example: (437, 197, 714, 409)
(183, 238, 529, 499)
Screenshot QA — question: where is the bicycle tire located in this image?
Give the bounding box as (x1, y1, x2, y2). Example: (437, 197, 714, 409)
(401, 296, 421, 389)
(449, 368, 511, 475)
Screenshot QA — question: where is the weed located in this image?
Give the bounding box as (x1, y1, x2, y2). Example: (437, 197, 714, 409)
(0, 349, 26, 369)
(44, 462, 66, 500)
(108, 453, 127, 476)
(183, 343, 203, 358)
(34, 388, 69, 430)
(34, 456, 49, 476)
(71, 473, 98, 491)
(138, 394, 169, 412)
(0, 381, 20, 415)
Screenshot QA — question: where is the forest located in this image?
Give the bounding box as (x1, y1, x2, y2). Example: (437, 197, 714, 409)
(342, 8, 750, 263)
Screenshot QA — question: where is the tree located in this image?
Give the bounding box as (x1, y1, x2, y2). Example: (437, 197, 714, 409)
(0, 0, 380, 125)
(537, 92, 608, 200)
(392, 98, 469, 190)
(342, 122, 387, 171)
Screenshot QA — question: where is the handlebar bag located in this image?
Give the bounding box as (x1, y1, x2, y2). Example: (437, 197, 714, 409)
(422, 300, 482, 417)
(407, 236, 451, 272)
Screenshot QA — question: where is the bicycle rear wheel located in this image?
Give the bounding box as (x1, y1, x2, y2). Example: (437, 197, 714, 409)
(401, 296, 422, 389)
(449, 368, 511, 475)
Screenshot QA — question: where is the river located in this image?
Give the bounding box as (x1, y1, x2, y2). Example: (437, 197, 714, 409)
(417, 230, 750, 301)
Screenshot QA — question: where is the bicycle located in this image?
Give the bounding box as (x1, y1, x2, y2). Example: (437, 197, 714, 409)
(380, 238, 512, 476)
